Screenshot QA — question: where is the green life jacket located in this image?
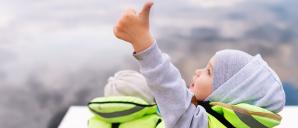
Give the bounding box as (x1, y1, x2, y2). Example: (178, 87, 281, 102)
(197, 101, 282, 128)
(87, 96, 164, 128)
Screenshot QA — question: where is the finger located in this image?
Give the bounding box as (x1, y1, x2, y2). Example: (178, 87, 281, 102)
(125, 8, 137, 15)
(113, 26, 123, 39)
(139, 1, 154, 20)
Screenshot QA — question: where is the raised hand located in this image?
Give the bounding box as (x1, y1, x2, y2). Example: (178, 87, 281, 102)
(113, 1, 154, 53)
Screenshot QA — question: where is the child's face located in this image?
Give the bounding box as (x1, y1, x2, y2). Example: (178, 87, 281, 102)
(189, 57, 214, 101)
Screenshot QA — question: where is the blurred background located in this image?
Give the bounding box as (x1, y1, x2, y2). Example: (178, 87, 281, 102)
(0, 0, 297, 128)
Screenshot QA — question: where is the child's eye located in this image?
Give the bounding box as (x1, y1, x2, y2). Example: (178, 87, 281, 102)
(207, 69, 211, 75)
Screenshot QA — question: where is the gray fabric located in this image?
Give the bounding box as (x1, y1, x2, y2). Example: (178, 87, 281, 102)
(134, 42, 208, 128)
(213, 49, 253, 91)
(207, 54, 285, 113)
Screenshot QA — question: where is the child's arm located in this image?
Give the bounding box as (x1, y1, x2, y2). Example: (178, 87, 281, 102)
(133, 42, 209, 128)
(113, 2, 208, 128)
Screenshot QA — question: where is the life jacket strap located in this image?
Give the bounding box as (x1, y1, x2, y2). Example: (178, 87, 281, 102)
(88, 105, 145, 118)
(198, 101, 236, 128)
(111, 123, 120, 128)
(231, 105, 268, 128)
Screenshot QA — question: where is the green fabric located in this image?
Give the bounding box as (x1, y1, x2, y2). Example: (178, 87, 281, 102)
(88, 96, 163, 128)
(211, 105, 250, 128)
(120, 114, 161, 128)
(88, 114, 161, 128)
(89, 96, 152, 114)
(207, 113, 227, 128)
(88, 116, 111, 128)
(208, 102, 281, 128)
(156, 120, 164, 128)
(236, 104, 280, 127)
(88, 96, 157, 123)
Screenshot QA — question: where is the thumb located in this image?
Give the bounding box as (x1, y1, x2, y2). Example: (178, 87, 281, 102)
(139, 1, 154, 20)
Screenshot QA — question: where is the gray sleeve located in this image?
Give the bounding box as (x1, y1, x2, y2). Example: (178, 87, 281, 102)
(133, 41, 208, 128)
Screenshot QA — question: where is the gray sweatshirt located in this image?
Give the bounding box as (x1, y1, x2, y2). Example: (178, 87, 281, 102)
(134, 42, 208, 128)
(133, 41, 285, 128)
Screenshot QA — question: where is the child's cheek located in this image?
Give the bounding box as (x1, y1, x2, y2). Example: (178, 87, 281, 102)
(194, 83, 201, 94)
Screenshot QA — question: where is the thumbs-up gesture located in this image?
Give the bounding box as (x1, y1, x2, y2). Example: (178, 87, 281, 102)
(114, 1, 154, 53)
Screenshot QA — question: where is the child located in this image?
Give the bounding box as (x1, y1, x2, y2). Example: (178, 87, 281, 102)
(113, 1, 285, 128)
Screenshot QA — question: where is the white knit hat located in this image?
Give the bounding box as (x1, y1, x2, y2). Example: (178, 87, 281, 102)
(208, 50, 285, 112)
(104, 70, 155, 104)
(213, 49, 253, 91)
